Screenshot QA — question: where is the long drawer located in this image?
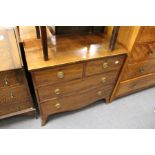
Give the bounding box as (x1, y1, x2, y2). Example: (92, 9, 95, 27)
(33, 63, 84, 87)
(37, 71, 118, 102)
(116, 73, 155, 97)
(0, 69, 24, 88)
(40, 85, 113, 116)
(122, 59, 155, 80)
(0, 85, 31, 105)
(85, 55, 125, 76)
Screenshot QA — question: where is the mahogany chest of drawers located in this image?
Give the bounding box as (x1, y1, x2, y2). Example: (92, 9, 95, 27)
(0, 27, 36, 120)
(23, 31, 127, 125)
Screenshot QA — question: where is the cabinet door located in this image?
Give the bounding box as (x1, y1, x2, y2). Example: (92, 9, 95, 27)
(0, 27, 22, 71)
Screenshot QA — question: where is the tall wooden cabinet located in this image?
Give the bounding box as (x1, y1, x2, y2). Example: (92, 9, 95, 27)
(111, 26, 155, 100)
(0, 27, 36, 120)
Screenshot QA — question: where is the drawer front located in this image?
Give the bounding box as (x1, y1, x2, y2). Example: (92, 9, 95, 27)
(0, 85, 31, 105)
(37, 71, 118, 102)
(0, 99, 32, 116)
(122, 59, 155, 80)
(0, 69, 24, 88)
(33, 63, 83, 87)
(129, 43, 155, 63)
(85, 55, 125, 76)
(41, 86, 113, 116)
(137, 27, 155, 43)
(116, 73, 155, 97)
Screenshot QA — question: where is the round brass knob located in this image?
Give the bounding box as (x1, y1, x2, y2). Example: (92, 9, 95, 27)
(97, 91, 102, 96)
(102, 62, 108, 69)
(101, 77, 106, 83)
(10, 92, 14, 99)
(57, 71, 64, 79)
(4, 79, 8, 86)
(54, 88, 60, 95)
(115, 60, 120, 64)
(55, 103, 61, 109)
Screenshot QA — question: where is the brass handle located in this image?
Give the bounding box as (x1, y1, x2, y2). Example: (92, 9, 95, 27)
(10, 92, 14, 99)
(102, 62, 108, 69)
(4, 78, 8, 86)
(55, 103, 61, 109)
(115, 60, 120, 64)
(54, 88, 60, 95)
(57, 71, 64, 79)
(139, 67, 144, 73)
(97, 91, 102, 96)
(101, 77, 106, 83)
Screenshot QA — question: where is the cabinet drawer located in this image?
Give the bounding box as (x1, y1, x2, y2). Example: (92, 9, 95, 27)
(85, 55, 125, 76)
(122, 59, 155, 80)
(37, 71, 117, 102)
(33, 63, 83, 87)
(129, 43, 155, 63)
(41, 86, 113, 116)
(137, 27, 155, 43)
(116, 73, 155, 97)
(0, 99, 32, 116)
(0, 85, 31, 105)
(0, 69, 24, 88)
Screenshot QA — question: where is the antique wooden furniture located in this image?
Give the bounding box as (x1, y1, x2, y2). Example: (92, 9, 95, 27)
(111, 26, 155, 100)
(0, 27, 36, 120)
(21, 26, 127, 125)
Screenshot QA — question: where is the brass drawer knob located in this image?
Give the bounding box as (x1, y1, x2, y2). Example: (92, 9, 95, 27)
(139, 67, 144, 73)
(4, 78, 8, 86)
(10, 92, 14, 99)
(115, 60, 120, 64)
(97, 91, 102, 96)
(102, 62, 108, 69)
(54, 88, 60, 95)
(101, 77, 106, 83)
(57, 71, 64, 79)
(55, 103, 61, 109)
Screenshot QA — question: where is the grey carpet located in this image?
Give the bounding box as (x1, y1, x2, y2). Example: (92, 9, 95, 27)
(0, 87, 155, 129)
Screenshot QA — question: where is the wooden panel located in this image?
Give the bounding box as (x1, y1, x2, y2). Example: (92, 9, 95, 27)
(37, 71, 118, 102)
(33, 63, 83, 87)
(137, 26, 155, 43)
(116, 73, 155, 97)
(85, 55, 125, 76)
(0, 69, 24, 88)
(0, 27, 22, 71)
(41, 85, 113, 119)
(129, 43, 155, 63)
(0, 85, 31, 105)
(122, 59, 155, 80)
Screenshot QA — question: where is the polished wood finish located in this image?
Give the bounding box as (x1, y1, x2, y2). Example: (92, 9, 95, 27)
(111, 26, 155, 100)
(21, 27, 127, 125)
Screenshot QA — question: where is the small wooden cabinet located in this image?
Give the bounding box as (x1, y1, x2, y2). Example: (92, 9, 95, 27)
(21, 28, 127, 125)
(111, 26, 155, 99)
(0, 27, 36, 120)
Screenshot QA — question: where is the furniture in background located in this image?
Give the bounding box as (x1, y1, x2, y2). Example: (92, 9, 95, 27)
(0, 27, 36, 120)
(21, 26, 127, 125)
(111, 26, 155, 100)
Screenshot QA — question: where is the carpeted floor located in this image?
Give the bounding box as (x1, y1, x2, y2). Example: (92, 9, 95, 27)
(0, 87, 155, 129)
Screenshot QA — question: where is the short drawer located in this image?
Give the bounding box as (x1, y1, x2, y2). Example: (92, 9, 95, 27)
(33, 63, 83, 87)
(116, 73, 155, 97)
(37, 71, 118, 102)
(0, 99, 32, 116)
(0, 69, 24, 88)
(129, 43, 155, 63)
(85, 55, 125, 76)
(122, 59, 155, 80)
(40, 85, 113, 116)
(0, 85, 31, 105)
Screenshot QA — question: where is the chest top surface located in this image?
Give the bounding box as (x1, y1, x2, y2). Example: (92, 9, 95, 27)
(23, 32, 127, 71)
